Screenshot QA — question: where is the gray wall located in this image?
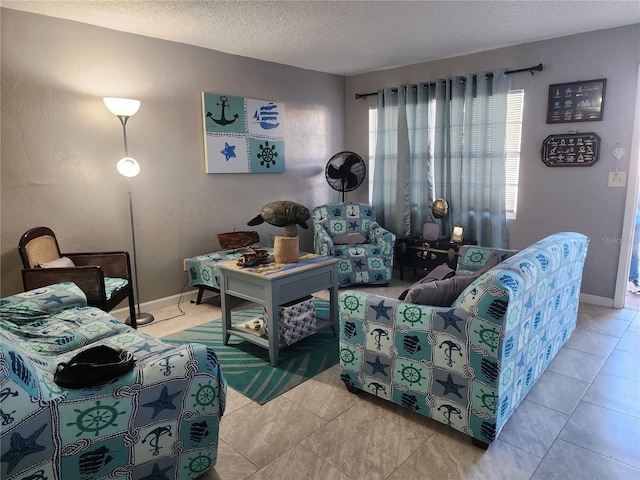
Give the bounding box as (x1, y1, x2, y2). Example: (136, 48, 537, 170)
(1, 9, 346, 302)
(346, 25, 640, 300)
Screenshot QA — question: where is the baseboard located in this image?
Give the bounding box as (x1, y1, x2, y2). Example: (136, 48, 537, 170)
(110, 288, 214, 318)
(579, 293, 614, 308)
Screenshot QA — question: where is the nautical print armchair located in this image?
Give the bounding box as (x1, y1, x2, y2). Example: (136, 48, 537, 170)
(312, 202, 396, 287)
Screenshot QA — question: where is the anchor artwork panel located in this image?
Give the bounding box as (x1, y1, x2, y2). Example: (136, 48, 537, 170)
(202, 92, 285, 173)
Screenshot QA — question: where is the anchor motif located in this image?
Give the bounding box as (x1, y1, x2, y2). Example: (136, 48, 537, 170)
(207, 96, 238, 126)
(438, 404, 463, 426)
(0, 387, 19, 403)
(439, 340, 463, 367)
(155, 352, 185, 376)
(367, 381, 387, 396)
(370, 328, 389, 350)
(142, 425, 173, 456)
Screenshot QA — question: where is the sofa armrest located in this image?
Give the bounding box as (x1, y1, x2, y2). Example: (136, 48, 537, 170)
(367, 221, 396, 254)
(313, 225, 335, 256)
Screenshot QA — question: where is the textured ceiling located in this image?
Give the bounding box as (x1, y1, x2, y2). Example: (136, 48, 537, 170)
(2, 0, 639, 76)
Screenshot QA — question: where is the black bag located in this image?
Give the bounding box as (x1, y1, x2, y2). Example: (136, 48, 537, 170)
(54, 345, 135, 389)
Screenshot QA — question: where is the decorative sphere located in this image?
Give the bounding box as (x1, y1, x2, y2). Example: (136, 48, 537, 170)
(432, 198, 449, 218)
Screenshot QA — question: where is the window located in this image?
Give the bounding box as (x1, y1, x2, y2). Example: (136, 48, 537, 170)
(505, 89, 524, 218)
(367, 90, 524, 216)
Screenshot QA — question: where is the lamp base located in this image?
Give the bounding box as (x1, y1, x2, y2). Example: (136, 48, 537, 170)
(127, 312, 155, 326)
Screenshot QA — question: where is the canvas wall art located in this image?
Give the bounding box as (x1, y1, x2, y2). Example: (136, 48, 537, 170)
(202, 92, 285, 173)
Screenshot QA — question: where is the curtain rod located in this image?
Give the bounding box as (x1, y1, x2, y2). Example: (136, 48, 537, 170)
(355, 63, 543, 100)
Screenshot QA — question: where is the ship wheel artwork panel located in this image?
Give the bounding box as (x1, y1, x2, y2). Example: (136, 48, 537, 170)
(202, 92, 285, 173)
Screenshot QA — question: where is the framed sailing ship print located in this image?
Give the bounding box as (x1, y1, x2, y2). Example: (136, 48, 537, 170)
(546, 78, 606, 124)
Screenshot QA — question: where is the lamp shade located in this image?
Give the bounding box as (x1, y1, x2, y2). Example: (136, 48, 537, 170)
(104, 97, 141, 117)
(117, 157, 140, 177)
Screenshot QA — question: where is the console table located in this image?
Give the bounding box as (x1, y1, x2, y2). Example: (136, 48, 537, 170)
(217, 254, 339, 366)
(395, 236, 477, 279)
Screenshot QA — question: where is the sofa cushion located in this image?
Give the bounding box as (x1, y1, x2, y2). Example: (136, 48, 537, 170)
(404, 273, 480, 307)
(333, 234, 367, 245)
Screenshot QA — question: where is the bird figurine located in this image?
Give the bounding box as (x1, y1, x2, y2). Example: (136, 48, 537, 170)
(247, 200, 310, 237)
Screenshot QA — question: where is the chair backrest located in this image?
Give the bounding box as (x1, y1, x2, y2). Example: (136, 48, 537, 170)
(312, 202, 377, 238)
(19, 227, 62, 268)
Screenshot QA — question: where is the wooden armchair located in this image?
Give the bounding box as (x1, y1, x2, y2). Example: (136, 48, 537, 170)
(18, 226, 137, 328)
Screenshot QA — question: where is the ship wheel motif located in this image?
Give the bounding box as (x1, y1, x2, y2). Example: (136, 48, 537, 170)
(400, 305, 425, 326)
(185, 452, 213, 476)
(341, 294, 362, 313)
(191, 381, 218, 407)
(68, 400, 126, 437)
(476, 388, 499, 413)
(339, 347, 356, 366)
(257, 141, 278, 168)
(474, 325, 500, 352)
(398, 363, 423, 386)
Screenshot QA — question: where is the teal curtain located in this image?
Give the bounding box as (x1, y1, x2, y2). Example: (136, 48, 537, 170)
(372, 69, 511, 248)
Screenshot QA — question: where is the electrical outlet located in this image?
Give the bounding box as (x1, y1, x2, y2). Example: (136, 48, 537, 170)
(183, 259, 189, 271)
(608, 171, 627, 187)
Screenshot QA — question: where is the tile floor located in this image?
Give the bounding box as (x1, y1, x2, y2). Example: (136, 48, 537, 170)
(134, 274, 640, 480)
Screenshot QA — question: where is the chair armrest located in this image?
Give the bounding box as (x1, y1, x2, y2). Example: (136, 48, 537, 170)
(22, 266, 108, 305)
(367, 221, 396, 254)
(66, 251, 132, 279)
(313, 225, 335, 256)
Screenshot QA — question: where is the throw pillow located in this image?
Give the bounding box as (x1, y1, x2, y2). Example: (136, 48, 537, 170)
(39, 256, 75, 268)
(405, 273, 479, 307)
(333, 234, 367, 245)
(398, 263, 455, 300)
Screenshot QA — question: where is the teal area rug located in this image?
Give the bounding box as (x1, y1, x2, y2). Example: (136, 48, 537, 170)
(162, 298, 338, 404)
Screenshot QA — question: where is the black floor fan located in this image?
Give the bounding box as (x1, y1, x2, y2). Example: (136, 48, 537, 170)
(325, 151, 366, 201)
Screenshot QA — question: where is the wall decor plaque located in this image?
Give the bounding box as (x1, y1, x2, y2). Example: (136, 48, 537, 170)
(546, 78, 606, 124)
(542, 133, 600, 167)
(541, 133, 600, 167)
(202, 92, 285, 173)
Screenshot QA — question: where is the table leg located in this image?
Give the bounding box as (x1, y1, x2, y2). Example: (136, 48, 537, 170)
(220, 285, 231, 346)
(266, 292, 279, 366)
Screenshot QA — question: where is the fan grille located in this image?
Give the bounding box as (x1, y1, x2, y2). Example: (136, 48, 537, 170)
(325, 152, 366, 199)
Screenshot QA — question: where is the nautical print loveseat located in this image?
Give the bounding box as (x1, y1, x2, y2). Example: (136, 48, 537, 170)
(312, 202, 396, 286)
(338, 232, 589, 447)
(0, 283, 226, 480)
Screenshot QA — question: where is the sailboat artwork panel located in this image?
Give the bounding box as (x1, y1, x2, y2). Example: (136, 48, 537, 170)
(202, 92, 285, 173)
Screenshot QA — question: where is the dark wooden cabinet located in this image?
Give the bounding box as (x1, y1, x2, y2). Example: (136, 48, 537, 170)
(395, 236, 477, 280)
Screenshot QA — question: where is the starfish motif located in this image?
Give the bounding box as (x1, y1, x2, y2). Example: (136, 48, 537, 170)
(135, 342, 155, 353)
(348, 220, 359, 231)
(436, 374, 466, 399)
(220, 142, 236, 161)
(353, 259, 365, 270)
(1, 424, 47, 474)
(365, 355, 390, 376)
(437, 309, 463, 332)
(41, 294, 68, 305)
(139, 462, 173, 480)
(142, 386, 183, 419)
(370, 300, 392, 320)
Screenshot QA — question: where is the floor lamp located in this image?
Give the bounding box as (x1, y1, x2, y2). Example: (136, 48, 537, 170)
(103, 97, 154, 326)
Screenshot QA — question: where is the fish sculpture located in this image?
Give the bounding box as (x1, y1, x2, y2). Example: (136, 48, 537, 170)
(247, 200, 310, 237)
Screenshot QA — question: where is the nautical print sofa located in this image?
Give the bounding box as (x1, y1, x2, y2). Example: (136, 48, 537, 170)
(338, 232, 589, 447)
(0, 283, 226, 480)
(312, 202, 396, 287)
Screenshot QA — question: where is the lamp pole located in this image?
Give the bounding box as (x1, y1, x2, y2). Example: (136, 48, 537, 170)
(104, 97, 154, 326)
